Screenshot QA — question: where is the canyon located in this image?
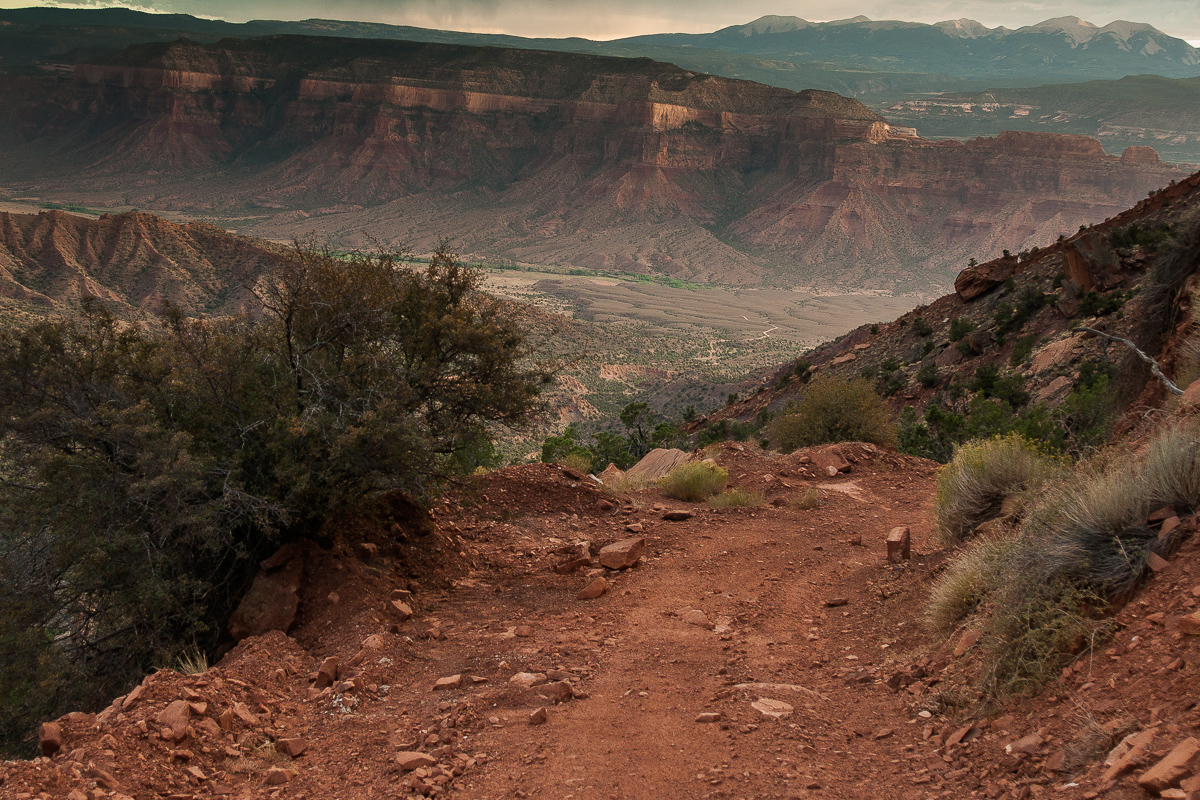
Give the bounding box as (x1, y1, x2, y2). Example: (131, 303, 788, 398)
(0, 35, 1185, 294)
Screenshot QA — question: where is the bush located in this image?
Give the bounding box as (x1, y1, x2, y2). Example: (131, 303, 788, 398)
(792, 488, 821, 510)
(1009, 334, 1037, 366)
(917, 361, 940, 388)
(770, 377, 895, 452)
(660, 461, 728, 501)
(933, 434, 1065, 546)
(912, 317, 933, 337)
(0, 244, 548, 754)
(926, 533, 1022, 635)
(948, 317, 975, 342)
(708, 487, 765, 508)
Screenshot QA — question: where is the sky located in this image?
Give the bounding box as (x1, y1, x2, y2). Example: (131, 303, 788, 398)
(4, 0, 1200, 43)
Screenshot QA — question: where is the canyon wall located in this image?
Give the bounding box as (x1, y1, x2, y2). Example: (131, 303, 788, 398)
(0, 36, 1185, 293)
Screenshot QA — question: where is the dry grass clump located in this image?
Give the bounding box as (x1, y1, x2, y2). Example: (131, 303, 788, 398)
(926, 533, 1021, 635)
(599, 472, 651, 497)
(791, 487, 821, 510)
(929, 421, 1200, 700)
(933, 434, 1065, 546)
(557, 451, 593, 475)
(708, 487, 764, 508)
(769, 376, 895, 452)
(660, 461, 728, 502)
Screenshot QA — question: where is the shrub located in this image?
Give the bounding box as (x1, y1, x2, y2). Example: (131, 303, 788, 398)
(917, 361, 940, 388)
(708, 487, 765, 508)
(1009, 334, 1037, 366)
(948, 317, 975, 343)
(770, 377, 895, 452)
(792, 488, 821, 510)
(660, 461, 728, 501)
(912, 317, 933, 337)
(1078, 289, 1129, 318)
(926, 533, 1022, 635)
(933, 434, 1065, 545)
(0, 244, 548, 754)
(559, 451, 594, 474)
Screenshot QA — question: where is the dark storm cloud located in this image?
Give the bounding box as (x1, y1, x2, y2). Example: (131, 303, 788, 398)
(6, 0, 1200, 41)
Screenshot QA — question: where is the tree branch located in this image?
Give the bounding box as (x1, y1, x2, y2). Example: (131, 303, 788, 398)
(1073, 326, 1184, 396)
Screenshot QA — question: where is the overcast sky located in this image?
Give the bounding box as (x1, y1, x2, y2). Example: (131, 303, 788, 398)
(7, 0, 1200, 43)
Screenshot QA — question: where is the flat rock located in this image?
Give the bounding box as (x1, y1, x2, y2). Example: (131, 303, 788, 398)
(156, 700, 191, 742)
(361, 634, 385, 649)
(529, 707, 548, 725)
(599, 537, 645, 570)
(1006, 733, 1044, 755)
(433, 674, 463, 691)
(751, 698, 794, 719)
(625, 448, 691, 482)
(695, 712, 722, 723)
(508, 672, 547, 689)
(275, 738, 308, 758)
(1139, 737, 1200, 793)
(661, 509, 694, 521)
(1180, 611, 1200, 636)
(396, 751, 437, 771)
(388, 600, 413, 621)
(824, 597, 849, 607)
(576, 578, 608, 600)
(680, 609, 715, 630)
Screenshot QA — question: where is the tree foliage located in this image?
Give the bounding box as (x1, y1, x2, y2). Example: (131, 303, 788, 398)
(0, 243, 548, 753)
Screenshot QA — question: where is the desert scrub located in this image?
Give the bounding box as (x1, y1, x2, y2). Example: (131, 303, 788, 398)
(660, 461, 728, 501)
(708, 487, 764, 508)
(926, 533, 1022, 635)
(770, 376, 894, 452)
(934, 434, 1065, 546)
(792, 488, 821, 510)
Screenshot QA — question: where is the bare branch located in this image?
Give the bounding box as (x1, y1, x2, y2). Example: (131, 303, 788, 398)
(1073, 326, 1183, 395)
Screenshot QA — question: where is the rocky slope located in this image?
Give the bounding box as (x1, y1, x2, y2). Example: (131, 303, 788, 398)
(0, 35, 1185, 293)
(0, 209, 283, 319)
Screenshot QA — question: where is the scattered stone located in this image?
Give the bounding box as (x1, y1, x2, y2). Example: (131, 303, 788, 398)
(577, 578, 608, 600)
(695, 712, 722, 723)
(886, 526, 911, 563)
(824, 597, 849, 608)
(232, 702, 261, 727)
(813, 447, 851, 475)
(599, 537, 645, 570)
(1180, 611, 1200, 636)
(562, 467, 586, 481)
(396, 752, 437, 771)
(1006, 733, 1043, 756)
(362, 634, 385, 649)
(514, 625, 533, 637)
(1147, 552, 1172, 572)
(388, 600, 414, 621)
(1149, 505, 1178, 523)
(315, 656, 339, 688)
(679, 608, 715, 630)
(1138, 737, 1200, 793)
(434, 674, 464, 691)
(751, 698, 794, 720)
(263, 766, 291, 785)
(529, 707, 548, 725)
(554, 556, 592, 574)
(38, 722, 62, 758)
(121, 684, 145, 711)
(509, 672, 548, 689)
(662, 509, 694, 521)
(156, 700, 191, 742)
(953, 629, 982, 658)
(538, 681, 574, 703)
(275, 738, 308, 758)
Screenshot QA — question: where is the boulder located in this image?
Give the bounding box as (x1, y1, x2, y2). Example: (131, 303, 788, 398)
(1138, 737, 1200, 793)
(396, 751, 436, 771)
(38, 722, 62, 757)
(156, 700, 191, 742)
(599, 537, 645, 570)
(576, 578, 607, 600)
(228, 542, 305, 641)
(955, 254, 1021, 302)
(625, 448, 691, 482)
